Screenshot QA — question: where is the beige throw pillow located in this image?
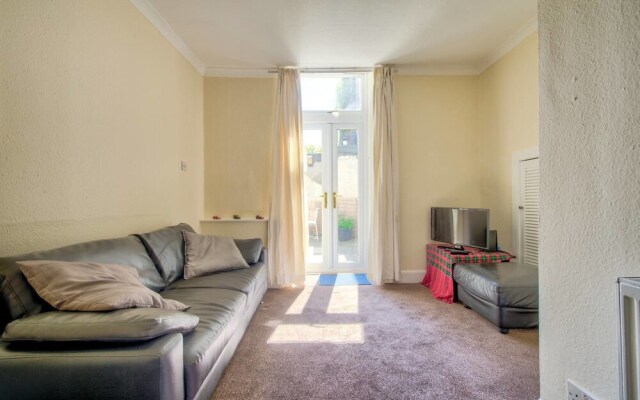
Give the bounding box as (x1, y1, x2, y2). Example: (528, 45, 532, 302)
(182, 231, 249, 279)
(18, 261, 188, 312)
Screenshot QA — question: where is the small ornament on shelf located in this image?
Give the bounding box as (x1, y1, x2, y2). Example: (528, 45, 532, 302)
(232, 214, 241, 220)
(212, 215, 221, 220)
(255, 215, 264, 220)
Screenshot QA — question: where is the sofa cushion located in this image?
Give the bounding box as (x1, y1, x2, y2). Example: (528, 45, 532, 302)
(167, 262, 267, 296)
(182, 232, 249, 279)
(453, 263, 539, 309)
(233, 239, 263, 265)
(134, 223, 195, 286)
(18, 261, 188, 312)
(2, 308, 199, 342)
(0, 236, 164, 319)
(161, 287, 247, 400)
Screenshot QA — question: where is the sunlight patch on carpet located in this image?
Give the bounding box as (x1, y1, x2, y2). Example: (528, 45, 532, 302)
(327, 285, 359, 314)
(267, 324, 364, 344)
(284, 287, 312, 315)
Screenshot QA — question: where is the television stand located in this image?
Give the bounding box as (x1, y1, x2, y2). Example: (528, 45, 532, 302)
(422, 244, 512, 303)
(437, 245, 464, 250)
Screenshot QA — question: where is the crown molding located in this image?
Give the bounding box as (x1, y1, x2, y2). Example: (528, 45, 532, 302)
(476, 16, 538, 73)
(129, 0, 206, 75)
(393, 65, 481, 76)
(204, 68, 274, 78)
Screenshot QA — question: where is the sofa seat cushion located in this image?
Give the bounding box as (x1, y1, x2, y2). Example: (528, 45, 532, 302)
(160, 287, 247, 400)
(166, 263, 267, 296)
(453, 263, 538, 309)
(0, 236, 163, 319)
(2, 308, 199, 342)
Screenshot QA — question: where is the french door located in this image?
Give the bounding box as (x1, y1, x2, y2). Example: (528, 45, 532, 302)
(303, 123, 365, 273)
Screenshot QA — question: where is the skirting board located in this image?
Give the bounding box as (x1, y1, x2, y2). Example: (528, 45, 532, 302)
(399, 270, 425, 283)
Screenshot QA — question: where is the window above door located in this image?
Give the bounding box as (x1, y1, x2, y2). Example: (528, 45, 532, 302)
(301, 73, 369, 124)
(301, 74, 363, 111)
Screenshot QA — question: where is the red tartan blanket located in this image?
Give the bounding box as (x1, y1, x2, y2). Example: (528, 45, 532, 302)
(421, 244, 511, 303)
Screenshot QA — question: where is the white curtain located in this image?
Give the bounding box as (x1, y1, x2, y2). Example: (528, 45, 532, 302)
(368, 65, 400, 285)
(268, 68, 306, 288)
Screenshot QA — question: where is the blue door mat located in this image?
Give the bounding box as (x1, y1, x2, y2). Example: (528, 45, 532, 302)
(317, 273, 371, 286)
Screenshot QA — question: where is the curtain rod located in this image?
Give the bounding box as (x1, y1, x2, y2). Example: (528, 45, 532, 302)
(267, 67, 374, 74)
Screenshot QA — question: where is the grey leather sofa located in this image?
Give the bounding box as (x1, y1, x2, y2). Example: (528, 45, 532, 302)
(0, 223, 267, 400)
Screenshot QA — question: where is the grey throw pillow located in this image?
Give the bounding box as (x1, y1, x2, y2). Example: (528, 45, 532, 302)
(18, 261, 189, 311)
(182, 231, 249, 279)
(2, 308, 199, 342)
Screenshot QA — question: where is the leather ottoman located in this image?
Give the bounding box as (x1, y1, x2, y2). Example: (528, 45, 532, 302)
(453, 262, 538, 334)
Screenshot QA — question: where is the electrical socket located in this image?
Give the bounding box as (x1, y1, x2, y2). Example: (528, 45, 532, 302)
(567, 379, 597, 400)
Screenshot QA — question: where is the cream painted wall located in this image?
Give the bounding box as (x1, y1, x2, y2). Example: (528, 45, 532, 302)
(395, 76, 482, 272)
(202, 77, 275, 241)
(0, 1, 204, 256)
(478, 33, 539, 254)
(539, 1, 640, 399)
(198, 42, 536, 275)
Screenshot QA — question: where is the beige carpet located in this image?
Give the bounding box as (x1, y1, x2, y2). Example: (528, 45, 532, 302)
(212, 278, 539, 400)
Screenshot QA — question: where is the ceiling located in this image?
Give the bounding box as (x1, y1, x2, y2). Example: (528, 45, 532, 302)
(141, 0, 537, 75)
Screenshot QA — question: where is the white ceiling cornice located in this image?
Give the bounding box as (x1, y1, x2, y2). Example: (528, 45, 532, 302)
(394, 65, 480, 76)
(133, 1, 537, 78)
(476, 16, 538, 74)
(204, 68, 274, 78)
(129, 0, 206, 75)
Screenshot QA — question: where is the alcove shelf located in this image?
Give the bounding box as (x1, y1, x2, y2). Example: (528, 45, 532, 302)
(200, 218, 269, 223)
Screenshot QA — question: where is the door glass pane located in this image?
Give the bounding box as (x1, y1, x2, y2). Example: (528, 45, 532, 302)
(303, 129, 323, 264)
(336, 128, 359, 264)
(301, 76, 362, 111)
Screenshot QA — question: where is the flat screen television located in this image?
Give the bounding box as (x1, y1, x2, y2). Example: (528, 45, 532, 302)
(431, 207, 490, 250)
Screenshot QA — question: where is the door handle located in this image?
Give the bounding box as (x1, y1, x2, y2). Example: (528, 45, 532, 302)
(332, 192, 341, 209)
(320, 193, 328, 208)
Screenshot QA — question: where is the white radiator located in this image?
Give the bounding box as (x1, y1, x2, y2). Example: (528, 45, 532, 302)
(619, 277, 640, 400)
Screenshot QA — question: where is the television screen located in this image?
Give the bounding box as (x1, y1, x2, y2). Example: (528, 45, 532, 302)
(431, 207, 490, 249)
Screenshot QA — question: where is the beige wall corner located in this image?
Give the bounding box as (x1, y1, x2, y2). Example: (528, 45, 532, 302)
(478, 32, 539, 254)
(0, 0, 204, 255)
(203, 77, 276, 222)
(395, 75, 482, 272)
(539, 1, 640, 399)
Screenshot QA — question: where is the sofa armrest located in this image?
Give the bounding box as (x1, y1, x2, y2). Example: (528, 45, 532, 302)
(0, 332, 184, 400)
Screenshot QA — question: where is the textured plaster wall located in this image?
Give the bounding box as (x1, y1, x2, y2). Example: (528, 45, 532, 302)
(203, 77, 275, 219)
(395, 75, 482, 272)
(538, 1, 640, 399)
(0, 1, 204, 256)
(201, 78, 275, 243)
(478, 33, 539, 254)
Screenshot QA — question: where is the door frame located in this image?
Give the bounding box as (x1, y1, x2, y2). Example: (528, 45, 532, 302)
(301, 72, 370, 274)
(303, 122, 368, 274)
(511, 147, 539, 260)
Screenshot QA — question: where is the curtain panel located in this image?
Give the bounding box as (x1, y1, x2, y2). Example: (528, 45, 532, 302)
(267, 68, 306, 287)
(368, 65, 401, 284)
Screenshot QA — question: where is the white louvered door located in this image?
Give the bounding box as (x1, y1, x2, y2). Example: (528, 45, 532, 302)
(519, 158, 539, 266)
